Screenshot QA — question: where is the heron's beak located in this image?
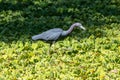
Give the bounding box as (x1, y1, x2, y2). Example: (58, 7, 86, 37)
(79, 25, 86, 30)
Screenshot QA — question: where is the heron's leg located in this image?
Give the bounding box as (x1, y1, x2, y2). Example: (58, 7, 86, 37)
(47, 44, 51, 54)
(47, 44, 50, 54)
(47, 41, 56, 54)
(51, 41, 56, 53)
(47, 41, 53, 54)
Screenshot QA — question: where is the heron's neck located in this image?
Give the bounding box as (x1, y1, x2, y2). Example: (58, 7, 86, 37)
(62, 24, 76, 36)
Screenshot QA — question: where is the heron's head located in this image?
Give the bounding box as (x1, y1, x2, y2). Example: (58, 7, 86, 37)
(74, 22, 86, 30)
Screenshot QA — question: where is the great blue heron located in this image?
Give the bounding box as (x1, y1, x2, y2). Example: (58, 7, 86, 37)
(32, 22, 86, 42)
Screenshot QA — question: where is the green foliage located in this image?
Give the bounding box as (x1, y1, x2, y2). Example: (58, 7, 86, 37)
(0, 0, 120, 79)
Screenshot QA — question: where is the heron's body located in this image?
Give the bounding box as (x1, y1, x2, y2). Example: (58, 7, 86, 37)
(32, 23, 86, 42)
(32, 28, 63, 41)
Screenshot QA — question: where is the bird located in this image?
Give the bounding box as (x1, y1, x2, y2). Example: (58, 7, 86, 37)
(32, 22, 86, 42)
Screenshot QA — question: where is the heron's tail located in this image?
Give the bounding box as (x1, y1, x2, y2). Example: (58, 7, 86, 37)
(32, 34, 42, 40)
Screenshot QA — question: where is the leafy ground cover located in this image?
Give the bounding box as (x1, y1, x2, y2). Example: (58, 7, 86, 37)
(0, 0, 120, 79)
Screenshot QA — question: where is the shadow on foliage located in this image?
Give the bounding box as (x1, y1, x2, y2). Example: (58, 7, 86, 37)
(0, 0, 33, 11)
(0, 0, 119, 43)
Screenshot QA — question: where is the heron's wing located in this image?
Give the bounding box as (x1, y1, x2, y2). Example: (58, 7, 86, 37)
(32, 28, 63, 41)
(45, 31, 62, 41)
(32, 33, 43, 40)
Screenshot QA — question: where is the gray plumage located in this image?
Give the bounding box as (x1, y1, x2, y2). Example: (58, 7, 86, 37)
(32, 28, 63, 41)
(32, 22, 86, 41)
